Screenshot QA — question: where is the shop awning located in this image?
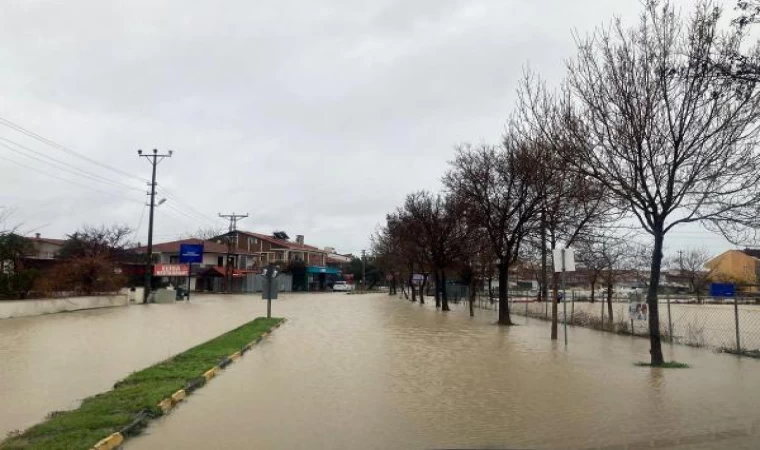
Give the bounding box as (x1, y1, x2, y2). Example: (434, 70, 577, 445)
(305, 266, 339, 275)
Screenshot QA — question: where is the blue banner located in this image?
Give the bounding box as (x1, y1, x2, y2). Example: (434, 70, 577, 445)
(709, 283, 735, 298)
(179, 244, 204, 264)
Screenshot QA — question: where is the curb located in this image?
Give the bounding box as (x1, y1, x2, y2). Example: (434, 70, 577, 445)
(88, 318, 285, 450)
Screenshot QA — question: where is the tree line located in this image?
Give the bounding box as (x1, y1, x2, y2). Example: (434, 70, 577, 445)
(372, 0, 760, 366)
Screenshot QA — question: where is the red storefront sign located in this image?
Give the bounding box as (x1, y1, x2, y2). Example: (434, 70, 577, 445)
(154, 264, 189, 277)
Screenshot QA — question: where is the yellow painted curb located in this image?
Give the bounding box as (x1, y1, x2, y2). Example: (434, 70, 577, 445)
(203, 367, 218, 382)
(91, 432, 123, 450)
(157, 397, 173, 413)
(229, 351, 242, 361)
(170, 389, 186, 403)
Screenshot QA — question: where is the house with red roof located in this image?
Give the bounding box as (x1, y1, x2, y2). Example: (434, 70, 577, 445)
(209, 230, 342, 291)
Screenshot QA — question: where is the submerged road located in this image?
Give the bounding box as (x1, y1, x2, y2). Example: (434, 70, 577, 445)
(124, 293, 760, 450)
(0, 294, 268, 436)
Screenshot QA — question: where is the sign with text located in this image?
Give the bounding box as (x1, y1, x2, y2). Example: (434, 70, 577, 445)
(709, 283, 736, 298)
(179, 244, 204, 264)
(154, 264, 189, 277)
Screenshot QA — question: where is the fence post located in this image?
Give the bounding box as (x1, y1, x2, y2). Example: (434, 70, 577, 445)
(734, 295, 741, 353)
(667, 293, 673, 341)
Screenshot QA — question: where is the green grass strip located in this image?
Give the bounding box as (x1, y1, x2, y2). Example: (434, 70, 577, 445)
(1, 317, 283, 450)
(634, 361, 690, 369)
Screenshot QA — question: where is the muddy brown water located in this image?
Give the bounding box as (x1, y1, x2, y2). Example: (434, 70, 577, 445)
(120, 293, 760, 450)
(0, 294, 265, 437)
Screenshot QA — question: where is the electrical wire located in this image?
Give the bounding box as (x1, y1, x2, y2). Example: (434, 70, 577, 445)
(0, 154, 144, 205)
(0, 139, 145, 193)
(133, 202, 147, 240)
(0, 117, 148, 183)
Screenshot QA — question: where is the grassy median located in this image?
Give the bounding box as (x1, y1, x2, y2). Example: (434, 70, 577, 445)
(1, 317, 283, 450)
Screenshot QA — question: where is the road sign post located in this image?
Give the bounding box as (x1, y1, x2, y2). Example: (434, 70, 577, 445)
(179, 244, 204, 302)
(262, 264, 279, 319)
(553, 247, 576, 347)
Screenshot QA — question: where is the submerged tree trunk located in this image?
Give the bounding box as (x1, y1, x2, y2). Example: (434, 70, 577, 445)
(647, 230, 666, 366)
(606, 272, 614, 327)
(409, 265, 417, 302)
(469, 274, 476, 317)
(441, 269, 450, 311)
(497, 260, 512, 325)
(419, 273, 426, 304)
(434, 270, 441, 308)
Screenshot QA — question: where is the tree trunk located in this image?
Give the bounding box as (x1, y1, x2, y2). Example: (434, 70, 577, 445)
(419, 273, 426, 304)
(441, 269, 450, 311)
(606, 272, 614, 327)
(400, 278, 408, 299)
(551, 270, 559, 340)
(434, 270, 441, 308)
(469, 274, 476, 317)
(541, 207, 548, 303)
(409, 266, 417, 302)
(590, 276, 596, 304)
(497, 260, 512, 325)
(647, 231, 666, 366)
(487, 275, 493, 302)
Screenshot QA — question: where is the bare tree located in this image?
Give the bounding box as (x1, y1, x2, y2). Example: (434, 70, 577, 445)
(668, 248, 715, 303)
(444, 138, 546, 325)
(398, 191, 470, 311)
(557, 1, 760, 365)
(183, 226, 226, 240)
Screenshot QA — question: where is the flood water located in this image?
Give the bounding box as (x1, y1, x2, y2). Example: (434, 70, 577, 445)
(124, 293, 760, 450)
(0, 295, 265, 436)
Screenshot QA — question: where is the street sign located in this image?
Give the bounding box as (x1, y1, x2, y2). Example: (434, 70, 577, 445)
(710, 283, 736, 298)
(552, 247, 576, 272)
(179, 244, 204, 264)
(154, 264, 189, 277)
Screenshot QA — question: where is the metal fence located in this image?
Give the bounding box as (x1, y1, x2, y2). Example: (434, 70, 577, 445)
(469, 290, 760, 357)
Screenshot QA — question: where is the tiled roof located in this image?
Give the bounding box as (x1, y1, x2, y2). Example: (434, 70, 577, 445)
(28, 237, 66, 246)
(236, 230, 324, 252)
(134, 238, 252, 255)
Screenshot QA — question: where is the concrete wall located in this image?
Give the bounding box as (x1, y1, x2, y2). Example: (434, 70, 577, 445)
(0, 294, 129, 320)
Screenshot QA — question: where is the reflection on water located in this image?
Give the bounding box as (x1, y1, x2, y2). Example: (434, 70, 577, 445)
(125, 293, 760, 450)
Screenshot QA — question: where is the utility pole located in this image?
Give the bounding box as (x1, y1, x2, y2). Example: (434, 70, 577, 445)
(137, 148, 172, 304)
(218, 212, 248, 293)
(361, 249, 367, 292)
(678, 250, 684, 271)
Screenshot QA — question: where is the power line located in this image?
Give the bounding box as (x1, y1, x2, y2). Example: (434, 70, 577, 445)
(0, 117, 147, 183)
(156, 187, 220, 227)
(0, 139, 144, 193)
(0, 154, 144, 204)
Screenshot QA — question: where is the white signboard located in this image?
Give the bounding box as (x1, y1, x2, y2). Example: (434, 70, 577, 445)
(552, 247, 576, 272)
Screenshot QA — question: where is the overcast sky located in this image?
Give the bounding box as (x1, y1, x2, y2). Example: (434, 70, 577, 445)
(0, 0, 743, 257)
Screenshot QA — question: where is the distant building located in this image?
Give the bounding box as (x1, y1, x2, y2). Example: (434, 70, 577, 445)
(705, 249, 760, 292)
(133, 238, 259, 292)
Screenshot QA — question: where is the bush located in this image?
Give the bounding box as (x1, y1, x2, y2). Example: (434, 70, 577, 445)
(35, 256, 126, 296)
(0, 269, 40, 299)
